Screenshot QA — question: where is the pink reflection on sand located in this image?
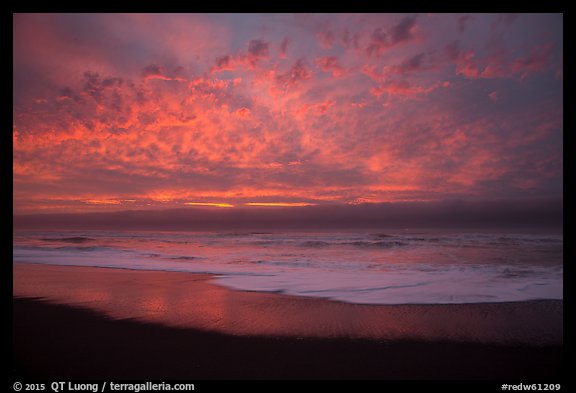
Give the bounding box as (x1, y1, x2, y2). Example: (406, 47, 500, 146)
(13, 264, 562, 345)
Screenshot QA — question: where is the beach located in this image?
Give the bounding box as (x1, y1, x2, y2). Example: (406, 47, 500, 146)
(13, 10, 564, 385)
(13, 263, 563, 380)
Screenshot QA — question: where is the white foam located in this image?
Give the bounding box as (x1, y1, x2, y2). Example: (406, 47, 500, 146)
(213, 266, 563, 305)
(13, 230, 563, 305)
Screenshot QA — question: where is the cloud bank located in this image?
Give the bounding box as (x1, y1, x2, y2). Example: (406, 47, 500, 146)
(13, 13, 563, 215)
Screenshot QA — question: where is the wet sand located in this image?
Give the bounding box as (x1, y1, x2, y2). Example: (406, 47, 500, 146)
(13, 263, 563, 379)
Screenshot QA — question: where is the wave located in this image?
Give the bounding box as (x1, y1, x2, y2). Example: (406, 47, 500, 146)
(13, 229, 563, 305)
(170, 256, 201, 261)
(251, 239, 409, 248)
(345, 240, 408, 248)
(55, 246, 109, 252)
(215, 265, 563, 305)
(24, 231, 563, 250)
(41, 236, 95, 243)
(300, 241, 331, 248)
(371, 233, 396, 238)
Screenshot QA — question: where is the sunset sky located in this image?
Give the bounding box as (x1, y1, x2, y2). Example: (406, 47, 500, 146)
(13, 13, 563, 215)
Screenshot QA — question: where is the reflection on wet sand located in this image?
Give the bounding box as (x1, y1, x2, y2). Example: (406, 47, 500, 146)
(13, 263, 562, 345)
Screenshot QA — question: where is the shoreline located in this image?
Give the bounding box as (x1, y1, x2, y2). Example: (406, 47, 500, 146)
(13, 263, 563, 345)
(13, 263, 564, 379)
(13, 261, 564, 307)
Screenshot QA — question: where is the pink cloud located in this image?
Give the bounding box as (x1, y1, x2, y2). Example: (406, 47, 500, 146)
(142, 64, 168, 79)
(276, 59, 312, 89)
(236, 107, 251, 119)
(444, 41, 482, 79)
(314, 56, 346, 78)
(445, 37, 556, 81)
(142, 64, 186, 81)
(369, 80, 433, 98)
(317, 30, 336, 49)
(511, 44, 555, 79)
(361, 64, 383, 81)
(13, 14, 563, 214)
(211, 39, 271, 73)
(212, 55, 235, 72)
(368, 77, 446, 99)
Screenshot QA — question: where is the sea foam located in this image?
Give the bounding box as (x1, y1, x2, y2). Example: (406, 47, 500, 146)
(13, 230, 563, 305)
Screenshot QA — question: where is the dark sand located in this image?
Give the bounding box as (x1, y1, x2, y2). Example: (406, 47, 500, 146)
(13, 264, 563, 380)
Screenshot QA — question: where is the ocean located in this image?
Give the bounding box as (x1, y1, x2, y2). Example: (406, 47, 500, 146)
(13, 229, 563, 305)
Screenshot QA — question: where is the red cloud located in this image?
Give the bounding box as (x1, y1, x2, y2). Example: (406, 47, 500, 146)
(314, 56, 346, 78)
(211, 39, 271, 73)
(317, 30, 336, 49)
(276, 59, 312, 89)
(143, 64, 168, 79)
(369, 79, 438, 98)
(511, 44, 555, 79)
(13, 14, 563, 214)
(212, 55, 234, 72)
(446, 39, 555, 80)
(444, 41, 482, 78)
(236, 107, 251, 119)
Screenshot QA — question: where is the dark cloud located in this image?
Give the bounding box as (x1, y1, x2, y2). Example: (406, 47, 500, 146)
(367, 15, 419, 57)
(394, 52, 432, 74)
(142, 64, 186, 81)
(457, 15, 474, 33)
(14, 199, 562, 231)
(389, 15, 418, 44)
(276, 59, 312, 88)
(279, 37, 289, 58)
(213, 55, 232, 72)
(367, 28, 388, 56)
(57, 87, 80, 102)
(142, 64, 165, 78)
(492, 13, 521, 31)
(247, 39, 270, 64)
(79, 71, 125, 105)
(211, 39, 270, 72)
(444, 40, 461, 61)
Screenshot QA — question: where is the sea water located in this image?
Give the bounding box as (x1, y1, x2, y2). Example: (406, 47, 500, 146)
(13, 230, 563, 305)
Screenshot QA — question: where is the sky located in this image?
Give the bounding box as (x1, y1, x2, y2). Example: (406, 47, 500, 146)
(13, 13, 563, 219)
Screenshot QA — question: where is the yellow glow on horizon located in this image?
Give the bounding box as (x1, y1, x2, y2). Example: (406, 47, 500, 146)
(245, 202, 315, 207)
(184, 202, 235, 208)
(83, 199, 122, 205)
